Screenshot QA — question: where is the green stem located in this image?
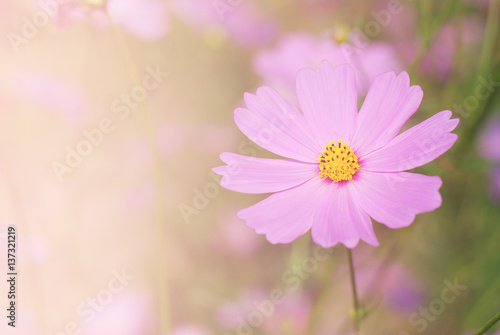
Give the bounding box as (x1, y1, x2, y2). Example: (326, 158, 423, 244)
(472, 311, 500, 335)
(110, 20, 171, 335)
(463, 0, 500, 135)
(478, 0, 500, 76)
(347, 249, 360, 334)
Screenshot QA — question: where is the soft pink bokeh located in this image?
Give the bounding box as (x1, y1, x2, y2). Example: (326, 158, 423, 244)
(355, 260, 425, 313)
(53, 0, 169, 40)
(420, 19, 482, 82)
(81, 291, 154, 335)
(107, 0, 169, 40)
(264, 291, 312, 335)
(53, 2, 109, 29)
(171, 325, 212, 335)
(171, 0, 279, 48)
(478, 116, 500, 162)
(212, 207, 263, 257)
(10, 72, 90, 124)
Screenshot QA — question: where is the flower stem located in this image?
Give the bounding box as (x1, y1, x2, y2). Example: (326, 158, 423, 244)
(110, 21, 170, 335)
(472, 311, 500, 335)
(477, 0, 500, 77)
(347, 248, 360, 334)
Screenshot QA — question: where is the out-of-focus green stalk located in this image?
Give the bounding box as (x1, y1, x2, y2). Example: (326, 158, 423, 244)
(287, 234, 310, 272)
(347, 249, 360, 334)
(434, 0, 459, 31)
(472, 311, 500, 335)
(110, 21, 171, 335)
(453, 64, 500, 161)
(452, 0, 500, 160)
(410, 0, 433, 75)
(478, 0, 500, 76)
(304, 251, 337, 334)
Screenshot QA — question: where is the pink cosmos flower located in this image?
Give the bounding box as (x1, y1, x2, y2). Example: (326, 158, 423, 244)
(213, 61, 458, 248)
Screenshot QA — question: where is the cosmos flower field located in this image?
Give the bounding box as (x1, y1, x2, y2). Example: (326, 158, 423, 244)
(0, 0, 499, 335)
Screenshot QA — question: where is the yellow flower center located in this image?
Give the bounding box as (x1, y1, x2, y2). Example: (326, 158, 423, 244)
(318, 140, 360, 182)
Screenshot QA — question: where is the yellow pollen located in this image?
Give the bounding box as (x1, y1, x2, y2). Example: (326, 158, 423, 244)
(318, 139, 360, 182)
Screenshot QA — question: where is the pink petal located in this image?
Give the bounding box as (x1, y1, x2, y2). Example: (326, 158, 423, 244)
(296, 61, 358, 145)
(350, 171, 443, 229)
(352, 71, 423, 156)
(235, 86, 321, 162)
(362, 110, 459, 172)
(212, 153, 318, 194)
(238, 177, 327, 244)
(312, 182, 379, 248)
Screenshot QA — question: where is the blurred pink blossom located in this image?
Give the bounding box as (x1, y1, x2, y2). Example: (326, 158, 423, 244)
(215, 289, 268, 329)
(420, 19, 482, 82)
(263, 291, 312, 335)
(53, 2, 108, 29)
(171, 0, 279, 48)
(221, 2, 279, 48)
(53, 0, 169, 40)
(478, 116, 500, 162)
(253, 32, 402, 101)
(350, 248, 425, 313)
(82, 290, 154, 335)
(477, 115, 500, 202)
(107, 0, 170, 40)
